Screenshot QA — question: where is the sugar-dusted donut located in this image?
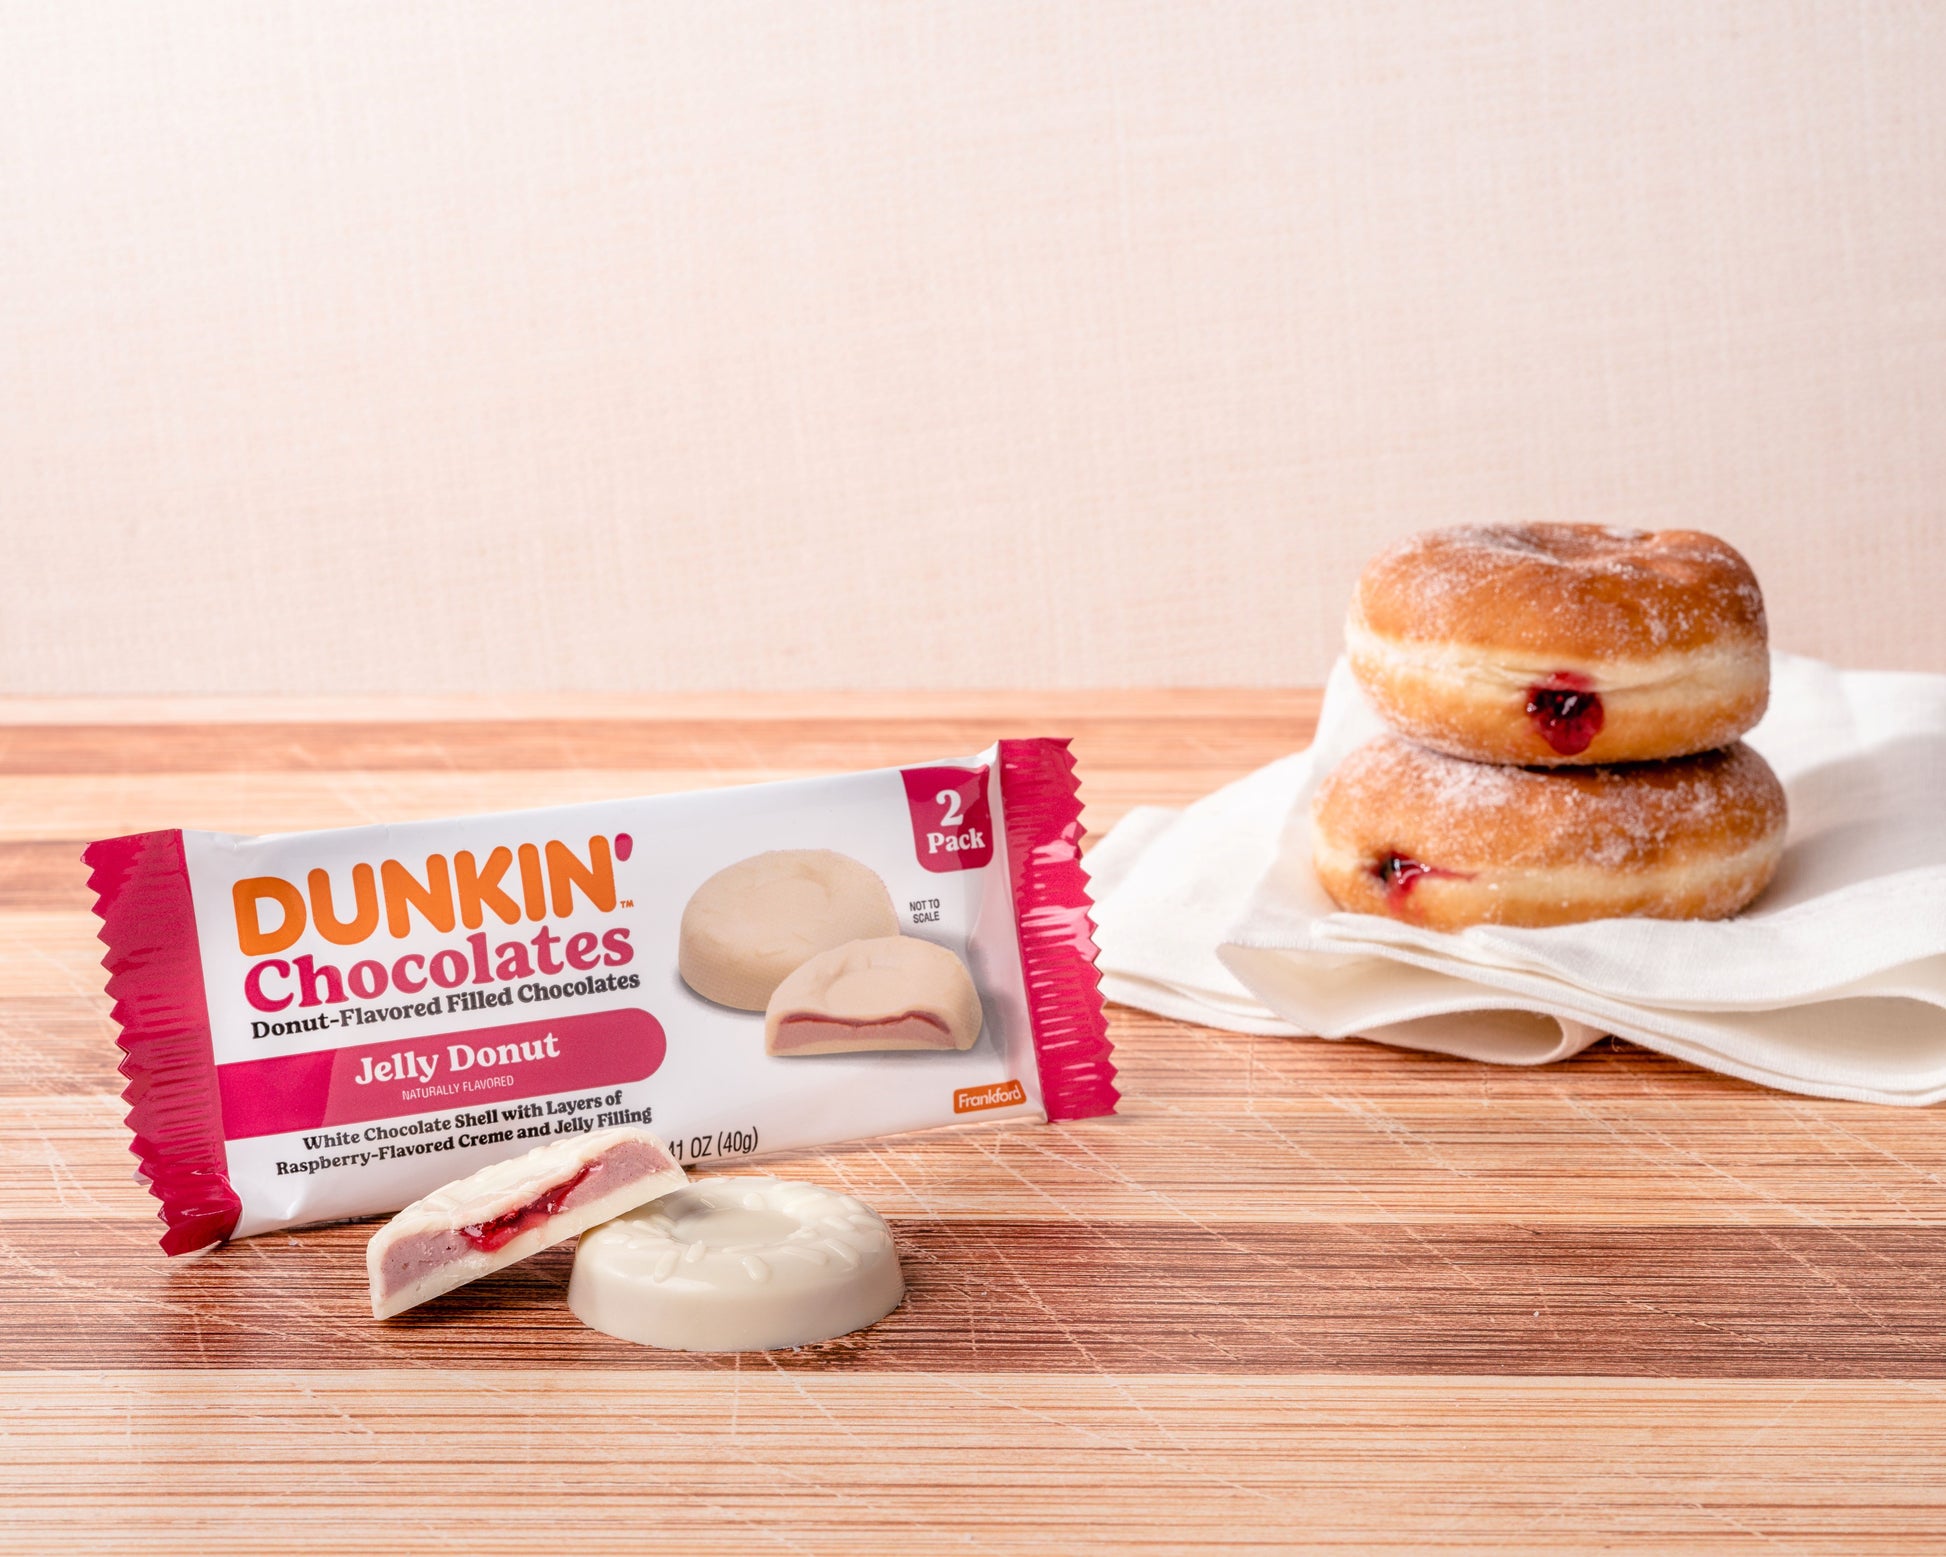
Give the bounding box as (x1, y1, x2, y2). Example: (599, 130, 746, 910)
(678, 850, 900, 1010)
(1310, 736, 1787, 930)
(1348, 524, 1769, 765)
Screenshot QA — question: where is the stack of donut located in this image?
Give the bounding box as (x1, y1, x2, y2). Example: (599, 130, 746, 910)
(1311, 524, 1788, 930)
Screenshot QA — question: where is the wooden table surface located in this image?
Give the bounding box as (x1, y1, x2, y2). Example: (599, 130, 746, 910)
(4, 691, 1944, 1554)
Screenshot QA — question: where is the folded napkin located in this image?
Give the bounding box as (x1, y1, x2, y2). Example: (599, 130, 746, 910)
(1089, 653, 1946, 1105)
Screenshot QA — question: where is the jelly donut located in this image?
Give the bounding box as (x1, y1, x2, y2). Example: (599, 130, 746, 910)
(1347, 524, 1769, 765)
(678, 850, 900, 1010)
(1310, 736, 1787, 930)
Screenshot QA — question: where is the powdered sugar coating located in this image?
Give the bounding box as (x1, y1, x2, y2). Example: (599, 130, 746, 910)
(1352, 523, 1767, 660)
(1313, 735, 1785, 875)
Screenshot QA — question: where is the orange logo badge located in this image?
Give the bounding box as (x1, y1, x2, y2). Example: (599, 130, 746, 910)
(953, 1079, 1026, 1115)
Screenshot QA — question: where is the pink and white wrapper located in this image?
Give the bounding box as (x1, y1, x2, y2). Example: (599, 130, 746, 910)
(88, 739, 1115, 1253)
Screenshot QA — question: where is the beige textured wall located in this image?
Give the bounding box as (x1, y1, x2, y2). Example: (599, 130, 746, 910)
(3, 1, 1944, 693)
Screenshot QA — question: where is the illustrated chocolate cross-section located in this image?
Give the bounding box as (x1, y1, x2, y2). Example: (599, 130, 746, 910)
(763, 935, 983, 1056)
(367, 1126, 685, 1319)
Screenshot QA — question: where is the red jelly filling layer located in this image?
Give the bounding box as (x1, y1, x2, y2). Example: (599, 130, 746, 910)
(459, 1163, 595, 1253)
(1525, 673, 1604, 755)
(1369, 851, 1467, 909)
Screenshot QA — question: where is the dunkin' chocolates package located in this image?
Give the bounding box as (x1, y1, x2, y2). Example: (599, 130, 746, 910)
(86, 739, 1115, 1251)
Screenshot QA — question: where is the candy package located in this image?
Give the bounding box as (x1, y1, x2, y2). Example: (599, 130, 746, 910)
(86, 738, 1115, 1251)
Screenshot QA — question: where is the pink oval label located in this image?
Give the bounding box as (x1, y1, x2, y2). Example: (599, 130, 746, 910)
(215, 1007, 666, 1140)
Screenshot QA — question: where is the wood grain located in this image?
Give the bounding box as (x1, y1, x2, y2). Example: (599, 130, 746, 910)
(10, 1373, 1945, 1556)
(5, 1217, 1946, 1377)
(3, 691, 1942, 1553)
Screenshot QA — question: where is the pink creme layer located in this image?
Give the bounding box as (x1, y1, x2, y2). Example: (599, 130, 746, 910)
(378, 1140, 668, 1300)
(1369, 852, 1470, 911)
(1524, 671, 1604, 756)
(772, 1011, 956, 1053)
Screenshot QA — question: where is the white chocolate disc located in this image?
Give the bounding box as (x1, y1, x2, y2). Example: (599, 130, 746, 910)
(764, 935, 982, 1056)
(677, 850, 900, 1010)
(568, 1176, 904, 1352)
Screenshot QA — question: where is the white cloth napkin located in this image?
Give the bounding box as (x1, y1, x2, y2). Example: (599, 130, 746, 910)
(1089, 653, 1946, 1105)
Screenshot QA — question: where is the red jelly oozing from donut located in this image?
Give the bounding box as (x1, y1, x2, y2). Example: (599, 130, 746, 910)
(1369, 852, 1467, 909)
(459, 1164, 595, 1253)
(1525, 673, 1604, 755)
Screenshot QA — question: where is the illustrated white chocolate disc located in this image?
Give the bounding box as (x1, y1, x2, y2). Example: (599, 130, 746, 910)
(677, 850, 900, 1010)
(764, 935, 982, 1056)
(568, 1176, 904, 1352)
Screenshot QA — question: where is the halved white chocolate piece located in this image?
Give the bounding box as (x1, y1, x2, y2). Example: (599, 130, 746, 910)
(367, 1126, 684, 1319)
(678, 850, 900, 1011)
(764, 935, 981, 1056)
(567, 1176, 904, 1352)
